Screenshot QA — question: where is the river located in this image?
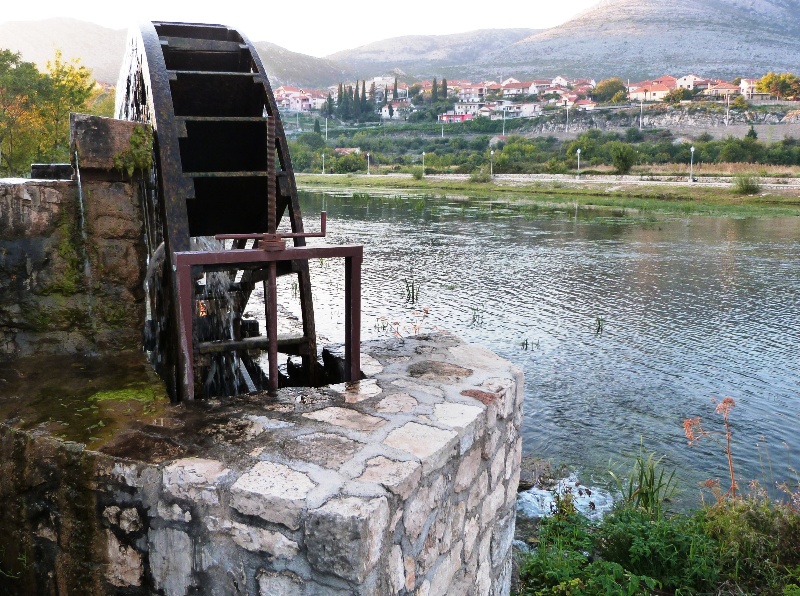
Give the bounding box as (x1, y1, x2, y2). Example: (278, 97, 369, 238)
(282, 190, 800, 507)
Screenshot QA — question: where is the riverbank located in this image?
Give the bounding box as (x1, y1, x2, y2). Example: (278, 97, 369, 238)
(296, 173, 800, 216)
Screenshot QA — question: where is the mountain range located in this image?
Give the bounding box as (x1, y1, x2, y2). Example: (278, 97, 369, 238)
(2, 2, 800, 89)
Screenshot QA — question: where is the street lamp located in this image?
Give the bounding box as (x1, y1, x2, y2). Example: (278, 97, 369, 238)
(367, 152, 370, 175)
(689, 146, 695, 182)
(490, 150, 494, 178)
(576, 148, 581, 178)
(422, 151, 425, 176)
(322, 152, 325, 174)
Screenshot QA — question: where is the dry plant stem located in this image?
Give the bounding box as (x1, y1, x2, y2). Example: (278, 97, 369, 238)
(684, 396, 738, 501)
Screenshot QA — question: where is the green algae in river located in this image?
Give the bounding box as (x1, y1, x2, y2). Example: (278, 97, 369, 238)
(0, 352, 170, 450)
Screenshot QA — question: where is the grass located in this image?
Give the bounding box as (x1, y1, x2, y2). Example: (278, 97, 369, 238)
(297, 172, 800, 218)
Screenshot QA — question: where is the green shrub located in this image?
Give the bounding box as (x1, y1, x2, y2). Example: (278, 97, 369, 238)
(411, 166, 423, 180)
(469, 167, 491, 183)
(701, 487, 800, 592)
(732, 174, 761, 194)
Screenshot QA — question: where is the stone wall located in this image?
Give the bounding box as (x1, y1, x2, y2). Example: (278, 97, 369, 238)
(0, 119, 146, 359)
(0, 332, 523, 595)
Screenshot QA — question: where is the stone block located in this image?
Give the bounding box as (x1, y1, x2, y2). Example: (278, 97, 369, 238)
(356, 456, 422, 500)
(230, 461, 315, 530)
(70, 113, 150, 172)
(375, 392, 418, 413)
(229, 521, 298, 557)
(305, 496, 390, 583)
(481, 485, 506, 528)
(434, 402, 483, 429)
(257, 570, 304, 596)
(303, 406, 386, 432)
(282, 432, 362, 469)
(455, 446, 482, 493)
(105, 530, 143, 587)
(163, 457, 230, 506)
(149, 527, 194, 596)
(383, 422, 457, 472)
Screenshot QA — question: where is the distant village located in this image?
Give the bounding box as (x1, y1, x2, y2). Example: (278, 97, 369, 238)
(273, 74, 777, 123)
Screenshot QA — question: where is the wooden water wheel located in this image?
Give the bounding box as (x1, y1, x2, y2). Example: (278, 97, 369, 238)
(115, 21, 341, 401)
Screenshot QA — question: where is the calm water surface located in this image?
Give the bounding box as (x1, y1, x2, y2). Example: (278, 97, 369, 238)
(289, 191, 800, 504)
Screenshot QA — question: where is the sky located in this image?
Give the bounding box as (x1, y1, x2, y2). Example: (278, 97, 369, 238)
(0, 0, 601, 57)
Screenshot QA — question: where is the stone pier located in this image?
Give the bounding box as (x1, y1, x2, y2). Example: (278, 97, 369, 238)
(1, 333, 522, 595)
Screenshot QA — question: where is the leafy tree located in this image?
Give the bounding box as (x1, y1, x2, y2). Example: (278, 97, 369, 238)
(610, 90, 628, 104)
(756, 71, 800, 99)
(0, 50, 42, 174)
(663, 88, 692, 105)
(593, 78, 627, 103)
(298, 131, 325, 149)
(608, 141, 637, 174)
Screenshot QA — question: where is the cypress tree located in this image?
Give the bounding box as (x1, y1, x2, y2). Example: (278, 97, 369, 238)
(393, 77, 398, 100)
(361, 80, 368, 113)
(432, 77, 439, 102)
(369, 82, 376, 104)
(353, 83, 361, 117)
(441, 78, 447, 99)
(337, 83, 343, 108)
(314, 118, 321, 134)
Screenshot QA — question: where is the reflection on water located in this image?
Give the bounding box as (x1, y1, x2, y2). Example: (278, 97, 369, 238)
(0, 352, 170, 450)
(293, 190, 800, 506)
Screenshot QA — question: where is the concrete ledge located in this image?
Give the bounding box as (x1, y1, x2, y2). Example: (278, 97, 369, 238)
(0, 332, 523, 595)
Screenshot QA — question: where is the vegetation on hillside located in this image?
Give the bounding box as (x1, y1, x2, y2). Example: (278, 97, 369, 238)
(289, 120, 800, 177)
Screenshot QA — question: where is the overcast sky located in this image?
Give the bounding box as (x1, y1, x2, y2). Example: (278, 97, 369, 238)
(0, 0, 601, 57)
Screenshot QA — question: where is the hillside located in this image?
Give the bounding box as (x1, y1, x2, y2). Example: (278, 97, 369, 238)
(326, 29, 537, 79)
(489, 0, 800, 80)
(0, 18, 352, 89)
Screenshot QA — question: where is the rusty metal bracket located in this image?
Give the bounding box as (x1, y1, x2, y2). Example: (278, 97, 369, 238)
(174, 242, 362, 399)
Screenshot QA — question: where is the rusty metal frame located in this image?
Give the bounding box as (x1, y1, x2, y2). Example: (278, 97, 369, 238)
(174, 243, 362, 400)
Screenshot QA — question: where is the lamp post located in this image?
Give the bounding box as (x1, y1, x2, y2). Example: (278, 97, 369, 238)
(490, 150, 494, 178)
(422, 151, 425, 176)
(576, 148, 581, 178)
(367, 152, 370, 175)
(322, 152, 325, 174)
(689, 146, 695, 182)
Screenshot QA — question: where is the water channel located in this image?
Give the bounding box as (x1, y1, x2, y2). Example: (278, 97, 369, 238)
(283, 189, 800, 508)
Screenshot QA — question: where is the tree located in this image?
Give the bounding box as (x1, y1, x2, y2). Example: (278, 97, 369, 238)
(756, 71, 800, 99)
(324, 92, 334, 117)
(441, 78, 447, 99)
(393, 78, 398, 100)
(608, 141, 637, 174)
(360, 80, 368, 114)
(663, 88, 692, 105)
(313, 118, 321, 134)
(593, 78, 627, 103)
(368, 82, 376, 104)
(388, 103, 394, 118)
(353, 83, 361, 117)
(431, 78, 438, 102)
(745, 125, 758, 140)
(611, 90, 628, 104)
(0, 50, 42, 175)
